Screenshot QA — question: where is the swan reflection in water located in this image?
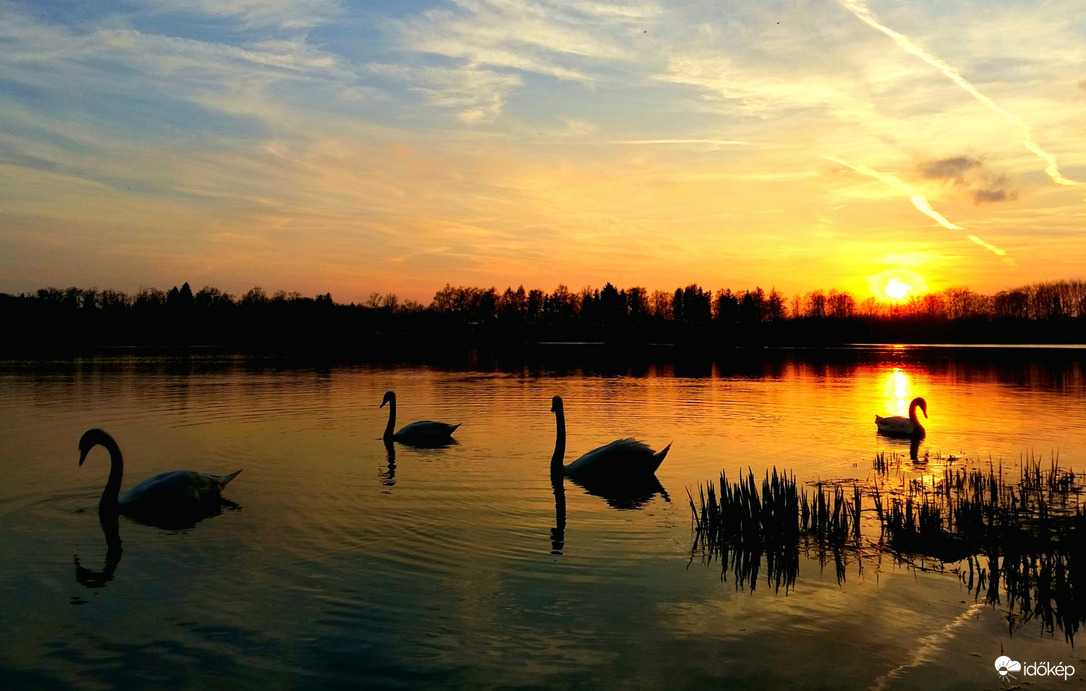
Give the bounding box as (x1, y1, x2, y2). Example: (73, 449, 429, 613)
(380, 439, 397, 488)
(74, 508, 123, 589)
(550, 470, 671, 554)
(74, 428, 241, 588)
(547, 394, 671, 553)
(876, 427, 924, 461)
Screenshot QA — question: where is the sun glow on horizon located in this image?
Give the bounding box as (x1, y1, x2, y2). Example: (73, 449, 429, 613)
(884, 278, 912, 301)
(868, 269, 929, 304)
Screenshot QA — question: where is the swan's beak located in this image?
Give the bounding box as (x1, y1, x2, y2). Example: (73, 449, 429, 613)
(380, 400, 387, 408)
(78, 448, 89, 466)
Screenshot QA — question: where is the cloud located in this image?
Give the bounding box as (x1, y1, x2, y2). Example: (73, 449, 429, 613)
(918, 156, 980, 183)
(392, 0, 664, 120)
(917, 156, 1018, 205)
(143, 0, 342, 30)
(972, 188, 1016, 204)
(836, 0, 1080, 187)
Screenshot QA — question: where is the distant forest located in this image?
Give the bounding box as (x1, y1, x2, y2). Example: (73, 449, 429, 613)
(2, 279, 1084, 354)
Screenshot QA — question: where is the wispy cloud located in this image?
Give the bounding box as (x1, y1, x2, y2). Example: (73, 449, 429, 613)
(369, 63, 522, 123)
(393, 0, 662, 120)
(143, 0, 342, 30)
(613, 139, 752, 147)
(837, 0, 1079, 187)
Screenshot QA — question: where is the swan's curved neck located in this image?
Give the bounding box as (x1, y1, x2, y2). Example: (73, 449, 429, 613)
(908, 399, 926, 434)
(99, 437, 124, 511)
(551, 407, 566, 473)
(383, 398, 396, 439)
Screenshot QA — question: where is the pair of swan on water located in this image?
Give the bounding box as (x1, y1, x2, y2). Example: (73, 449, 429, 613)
(875, 396, 928, 438)
(380, 390, 671, 480)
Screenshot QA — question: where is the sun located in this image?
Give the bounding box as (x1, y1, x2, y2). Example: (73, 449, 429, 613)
(868, 269, 928, 303)
(884, 278, 912, 301)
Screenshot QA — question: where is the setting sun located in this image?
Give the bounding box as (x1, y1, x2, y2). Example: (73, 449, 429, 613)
(884, 278, 912, 301)
(868, 269, 929, 304)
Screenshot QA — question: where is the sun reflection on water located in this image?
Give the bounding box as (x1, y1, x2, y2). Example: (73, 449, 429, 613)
(883, 368, 913, 417)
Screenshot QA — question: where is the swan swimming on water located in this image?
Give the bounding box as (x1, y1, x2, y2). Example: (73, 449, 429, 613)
(381, 391, 460, 446)
(78, 428, 241, 527)
(875, 396, 928, 437)
(550, 395, 671, 480)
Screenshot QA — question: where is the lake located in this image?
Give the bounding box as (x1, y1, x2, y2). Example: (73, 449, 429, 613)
(1, 347, 1084, 689)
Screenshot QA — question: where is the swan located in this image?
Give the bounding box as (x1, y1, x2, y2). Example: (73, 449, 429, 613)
(381, 391, 460, 446)
(875, 396, 928, 437)
(550, 395, 671, 480)
(78, 428, 241, 525)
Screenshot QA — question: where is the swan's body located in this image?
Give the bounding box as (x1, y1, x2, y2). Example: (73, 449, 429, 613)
(550, 395, 670, 480)
(875, 397, 928, 437)
(78, 428, 241, 525)
(381, 391, 459, 446)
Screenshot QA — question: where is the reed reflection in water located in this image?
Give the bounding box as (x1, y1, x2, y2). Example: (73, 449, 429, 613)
(1, 349, 1084, 689)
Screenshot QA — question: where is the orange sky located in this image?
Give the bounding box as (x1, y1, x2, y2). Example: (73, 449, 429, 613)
(1, 0, 1084, 304)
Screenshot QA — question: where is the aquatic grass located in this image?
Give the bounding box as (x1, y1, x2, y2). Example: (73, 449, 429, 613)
(689, 468, 866, 591)
(688, 468, 802, 592)
(689, 452, 1086, 642)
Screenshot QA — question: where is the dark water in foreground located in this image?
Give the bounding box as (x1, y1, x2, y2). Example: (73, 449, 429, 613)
(1, 348, 1085, 689)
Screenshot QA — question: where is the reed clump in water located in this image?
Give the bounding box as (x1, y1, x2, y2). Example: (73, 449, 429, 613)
(879, 456, 1082, 560)
(689, 468, 864, 591)
(688, 468, 799, 592)
(874, 455, 1086, 643)
(689, 454, 1086, 642)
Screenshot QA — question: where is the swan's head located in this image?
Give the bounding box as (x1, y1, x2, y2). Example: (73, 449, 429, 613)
(550, 395, 563, 414)
(912, 397, 928, 418)
(380, 391, 395, 408)
(78, 428, 111, 466)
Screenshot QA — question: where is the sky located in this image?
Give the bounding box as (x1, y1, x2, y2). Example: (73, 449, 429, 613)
(1, 0, 1084, 304)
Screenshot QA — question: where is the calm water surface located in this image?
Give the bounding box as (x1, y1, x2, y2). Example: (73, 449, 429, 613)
(1, 348, 1085, 689)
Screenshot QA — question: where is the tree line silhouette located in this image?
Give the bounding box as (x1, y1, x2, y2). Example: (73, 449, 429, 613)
(2, 279, 1084, 354)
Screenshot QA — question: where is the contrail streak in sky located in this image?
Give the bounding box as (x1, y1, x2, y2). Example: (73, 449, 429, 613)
(838, 0, 1079, 187)
(827, 155, 1015, 264)
(968, 235, 1016, 266)
(826, 156, 962, 229)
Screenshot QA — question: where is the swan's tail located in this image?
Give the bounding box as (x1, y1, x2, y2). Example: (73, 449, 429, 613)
(219, 469, 243, 487)
(651, 442, 673, 471)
